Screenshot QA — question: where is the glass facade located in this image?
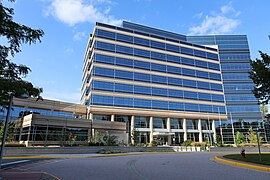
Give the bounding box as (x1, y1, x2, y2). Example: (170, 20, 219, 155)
(187, 35, 267, 143)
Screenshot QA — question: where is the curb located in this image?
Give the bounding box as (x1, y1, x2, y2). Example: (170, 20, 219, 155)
(215, 156, 270, 172)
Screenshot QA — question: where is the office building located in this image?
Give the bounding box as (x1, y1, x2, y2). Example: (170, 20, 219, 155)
(81, 21, 227, 145)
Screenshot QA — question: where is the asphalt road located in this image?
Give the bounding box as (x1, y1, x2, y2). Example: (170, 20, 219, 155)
(8, 153, 269, 180)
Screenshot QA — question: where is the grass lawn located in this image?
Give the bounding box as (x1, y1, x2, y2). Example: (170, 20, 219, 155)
(224, 154, 270, 166)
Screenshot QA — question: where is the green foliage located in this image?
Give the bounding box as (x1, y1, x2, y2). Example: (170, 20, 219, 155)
(191, 142, 206, 148)
(0, 121, 15, 142)
(150, 140, 158, 147)
(105, 134, 118, 146)
(181, 140, 193, 146)
(249, 51, 270, 104)
(0, 0, 44, 107)
(235, 131, 246, 145)
(247, 128, 263, 144)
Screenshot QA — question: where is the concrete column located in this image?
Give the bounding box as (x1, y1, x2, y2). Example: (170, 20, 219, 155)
(198, 119, 203, 143)
(111, 114, 115, 122)
(87, 107, 91, 119)
(183, 118, 187, 141)
(131, 116, 135, 144)
(167, 117, 171, 145)
(89, 113, 93, 120)
(212, 120, 217, 144)
(150, 117, 153, 143)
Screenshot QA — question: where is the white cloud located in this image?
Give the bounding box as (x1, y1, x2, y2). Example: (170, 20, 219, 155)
(45, 0, 121, 26)
(194, 12, 203, 19)
(73, 31, 86, 41)
(188, 2, 241, 35)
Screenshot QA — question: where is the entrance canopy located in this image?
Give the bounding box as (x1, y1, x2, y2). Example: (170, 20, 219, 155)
(153, 132, 175, 136)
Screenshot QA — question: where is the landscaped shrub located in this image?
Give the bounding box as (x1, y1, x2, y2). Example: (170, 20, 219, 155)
(181, 140, 193, 146)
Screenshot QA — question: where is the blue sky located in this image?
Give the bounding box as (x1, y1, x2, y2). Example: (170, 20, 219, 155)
(5, 0, 270, 103)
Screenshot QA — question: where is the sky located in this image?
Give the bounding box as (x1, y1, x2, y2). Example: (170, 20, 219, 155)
(3, 0, 270, 104)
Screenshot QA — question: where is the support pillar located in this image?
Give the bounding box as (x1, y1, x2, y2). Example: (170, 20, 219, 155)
(131, 116, 135, 144)
(198, 119, 203, 143)
(167, 117, 171, 145)
(111, 114, 115, 122)
(150, 117, 153, 143)
(183, 118, 187, 141)
(212, 120, 217, 144)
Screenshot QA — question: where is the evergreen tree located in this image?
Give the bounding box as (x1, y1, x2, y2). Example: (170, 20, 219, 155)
(0, 0, 44, 107)
(235, 131, 245, 145)
(249, 51, 270, 104)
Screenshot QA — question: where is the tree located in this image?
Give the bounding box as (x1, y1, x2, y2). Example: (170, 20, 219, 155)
(235, 131, 245, 145)
(0, 0, 44, 107)
(247, 128, 262, 144)
(249, 51, 270, 104)
(131, 128, 139, 145)
(0, 121, 15, 142)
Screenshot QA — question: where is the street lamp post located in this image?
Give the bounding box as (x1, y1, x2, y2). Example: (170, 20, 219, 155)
(0, 93, 13, 169)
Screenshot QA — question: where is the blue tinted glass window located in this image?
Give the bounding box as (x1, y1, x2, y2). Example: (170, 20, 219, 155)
(94, 67, 114, 77)
(207, 52, 218, 60)
(95, 41, 115, 52)
(91, 95, 113, 105)
(181, 47, 193, 55)
(211, 94, 224, 102)
(151, 40, 165, 50)
(195, 60, 208, 68)
(185, 103, 199, 112)
(199, 104, 212, 113)
(114, 97, 133, 107)
(198, 92, 211, 101)
(168, 89, 183, 98)
(169, 102, 184, 111)
(115, 83, 133, 93)
(134, 48, 150, 58)
(151, 63, 167, 72)
(196, 70, 209, 79)
(92, 81, 114, 91)
(184, 91, 198, 100)
(134, 98, 151, 108)
(209, 72, 221, 81)
(152, 87, 167, 96)
(197, 81, 210, 90)
(182, 57, 194, 66)
(210, 83, 223, 91)
(115, 57, 133, 67)
(167, 66, 181, 75)
(182, 68, 196, 77)
(94, 54, 115, 64)
(152, 75, 167, 84)
(166, 44, 180, 53)
(167, 54, 181, 64)
(151, 51, 166, 60)
(116, 45, 133, 55)
(168, 77, 182, 86)
(194, 50, 206, 58)
(134, 37, 150, 47)
(134, 72, 150, 82)
(134, 85, 151, 95)
(213, 106, 226, 114)
(208, 62, 220, 70)
(183, 79, 197, 88)
(116, 33, 133, 43)
(115, 70, 133, 80)
(134, 60, 150, 70)
(152, 100, 168, 110)
(96, 29, 115, 40)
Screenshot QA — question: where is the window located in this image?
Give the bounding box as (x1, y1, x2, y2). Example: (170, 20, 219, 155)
(197, 81, 210, 90)
(116, 45, 133, 55)
(152, 100, 168, 110)
(91, 95, 113, 106)
(153, 117, 167, 129)
(167, 66, 181, 75)
(95, 29, 115, 40)
(93, 114, 111, 121)
(210, 83, 223, 91)
(195, 60, 208, 68)
(116, 33, 133, 43)
(151, 51, 166, 60)
(184, 91, 198, 100)
(134, 37, 150, 47)
(134, 48, 150, 58)
(134, 116, 150, 128)
(186, 119, 198, 129)
(151, 63, 167, 72)
(196, 70, 209, 79)
(152, 75, 167, 84)
(134, 85, 151, 95)
(183, 79, 197, 88)
(166, 44, 180, 53)
(185, 103, 199, 112)
(114, 97, 133, 107)
(115, 83, 133, 93)
(194, 50, 206, 58)
(94, 54, 114, 64)
(134, 98, 151, 108)
(181, 47, 193, 55)
(182, 68, 196, 77)
(199, 104, 212, 113)
(92, 81, 114, 91)
(95, 41, 115, 52)
(93, 67, 114, 78)
(151, 40, 165, 50)
(168, 89, 183, 98)
(209, 72, 221, 81)
(207, 52, 218, 60)
(134, 60, 150, 70)
(167, 54, 181, 64)
(208, 62, 220, 70)
(198, 92, 211, 101)
(169, 102, 184, 111)
(170, 118, 183, 129)
(115, 57, 133, 67)
(152, 87, 167, 97)
(211, 94, 224, 102)
(182, 57, 194, 66)
(134, 72, 151, 82)
(115, 70, 133, 80)
(168, 77, 182, 86)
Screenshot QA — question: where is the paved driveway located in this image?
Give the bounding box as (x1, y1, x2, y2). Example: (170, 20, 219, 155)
(6, 153, 270, 180)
